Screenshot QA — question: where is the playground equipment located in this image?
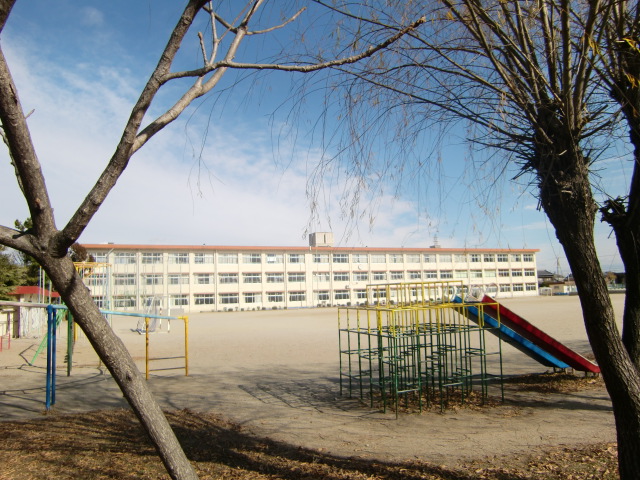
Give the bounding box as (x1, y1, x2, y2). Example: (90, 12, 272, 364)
(339, 281, 505, 414)
(40, 305, 189, 410)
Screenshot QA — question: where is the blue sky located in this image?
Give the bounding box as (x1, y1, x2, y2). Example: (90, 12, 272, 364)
(0, 1, 629, 272)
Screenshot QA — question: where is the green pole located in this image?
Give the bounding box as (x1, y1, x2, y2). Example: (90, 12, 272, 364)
(66, 311, 73, 376)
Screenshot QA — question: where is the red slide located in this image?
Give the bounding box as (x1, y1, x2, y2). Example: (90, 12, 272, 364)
(482, 295, 600, 373)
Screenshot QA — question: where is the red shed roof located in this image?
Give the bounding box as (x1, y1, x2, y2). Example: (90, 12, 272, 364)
(7, 286, 60, 298)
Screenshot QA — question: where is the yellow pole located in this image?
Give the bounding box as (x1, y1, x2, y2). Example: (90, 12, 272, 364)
(145, 317, 149, 380)
(183, 316, 189, 376)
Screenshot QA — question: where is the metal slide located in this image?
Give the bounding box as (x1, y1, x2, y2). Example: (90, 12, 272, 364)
(453, 296, 571, 369)
(480, 295, 600, 373)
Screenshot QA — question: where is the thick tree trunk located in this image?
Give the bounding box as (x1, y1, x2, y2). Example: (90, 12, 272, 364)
(539, 156, 640, 479)
(42, 255, 198, 480)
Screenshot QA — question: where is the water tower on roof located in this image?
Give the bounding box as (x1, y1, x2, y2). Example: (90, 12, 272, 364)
(309, 232, 334, 247)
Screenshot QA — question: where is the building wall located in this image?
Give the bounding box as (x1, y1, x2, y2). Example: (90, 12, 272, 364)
(82, 244, 539, 313)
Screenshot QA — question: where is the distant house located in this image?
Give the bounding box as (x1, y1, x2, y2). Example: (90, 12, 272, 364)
(6, 286, 60, 304)
(537, 269, 558, 285)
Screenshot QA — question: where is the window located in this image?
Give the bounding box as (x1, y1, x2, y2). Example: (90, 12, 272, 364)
(243, 273, 262, 284)
(406, 254, 420, 263)
(289, 291, 306, 302)
(389, 254, 403, 263)
(498, 269, 510, 277)
(352, 253, 368, 263)
(390, 271, 404, 280)
(288, 254, 302, 263)
(243, 253, 261, 264)
(93, 296, 106, 308)
(168, 274, 189, 285)
(169, 253, 189, 264)
(114, 296, 135, 308)
(220, 293, 238, 304)
(370, 254, 386, 263)
(424, 270, 437, 279)
(244, 292, 261, 303)
(440, 270, 453, 279)
(88, 273, 106, 286)
(526, 283, 537, 291)
(142, 274, 163, 285)
(268, 292, 283, 302)
(512, 284, 524, 292)
(170, 294, 188, 306)
(439, 254, 452, 262)
(372, 288, 386, 299)
(470, 270, 483, 278)
(408, 271, 422, 280)
(218, 253, 238, 264)
(499, 284, 512, 292)
(141, 253, 163, 264)
(219, 273, 238, 284)
(511, 269, 523, 277)
(194, 273, 214, 284)
(288, 272, 305, 282)
(454, 270, 468, 279)
(333, 253, 348, 263)
(497, 254, 509, 262)
(524, 269, 536, 277)
(266, 253, 283, 264)
(115, 252, 136, 264)
(266, 273, 284, 283)
(353, 272, 369, 282)
(355, 289, 367, 299)
(483, 254, 495, 262)
(194, 294, 215, 305)
(333, 272, 349, 281)
(316, 291, 330, 302)
(114, 274, 135, 285)
(423, 253, 436, 263)
(484, 270, 496, 278)
(523, 253, 534, 262)
(313, 272, 331, 282)
(470, 254, 481, 263)
(313, 253, 329, 263)
(194, 253, 214, 264)
(511, 254, 522, 262)
(373, 271, 387, 281)
(334, 290, 350, 300)
(93, 252, 107, 263)
(454, 254, 467, 263)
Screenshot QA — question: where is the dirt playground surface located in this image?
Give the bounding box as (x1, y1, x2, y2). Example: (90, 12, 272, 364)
(0, 295, 625, 467)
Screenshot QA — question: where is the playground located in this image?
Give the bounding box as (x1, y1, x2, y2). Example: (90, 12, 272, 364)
(0, 294, 624, 478)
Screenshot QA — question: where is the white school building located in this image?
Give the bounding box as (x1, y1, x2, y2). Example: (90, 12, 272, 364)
(81, 233, 539, 313)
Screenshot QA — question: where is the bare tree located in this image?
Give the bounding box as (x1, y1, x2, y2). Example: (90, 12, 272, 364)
(322, 0, 640, 477)
(0, 1, 423, 479)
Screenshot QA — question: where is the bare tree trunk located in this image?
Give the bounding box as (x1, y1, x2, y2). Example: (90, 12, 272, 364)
(539, 151, 640, 479)
(42, 255, 198, 480)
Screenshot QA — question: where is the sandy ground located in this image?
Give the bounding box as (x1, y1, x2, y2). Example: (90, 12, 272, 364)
(0, 295, 626, 466)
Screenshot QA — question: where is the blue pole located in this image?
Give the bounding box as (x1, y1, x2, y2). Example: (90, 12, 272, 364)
(45, 305, 53, 410)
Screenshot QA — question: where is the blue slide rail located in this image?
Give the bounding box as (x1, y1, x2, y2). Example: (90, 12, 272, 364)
(452, 297, 570, 369)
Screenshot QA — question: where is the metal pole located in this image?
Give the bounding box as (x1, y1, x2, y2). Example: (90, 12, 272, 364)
(145, 317, 150, 380)
(184, 316, 189, 376)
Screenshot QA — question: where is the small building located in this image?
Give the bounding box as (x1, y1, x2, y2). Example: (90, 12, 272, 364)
(7, 286, 60, 303)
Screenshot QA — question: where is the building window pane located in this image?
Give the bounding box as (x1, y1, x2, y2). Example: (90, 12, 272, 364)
(334, 290, 350, 300)
(288, 254, 302, 263)
(195, 273, 214, 284)
(169, 253, 189, 264)
(370, 254, 386, 263)
(315, 291, 330, 302)
(424, 270, 437, 279)
(333, 272, 349, 281)
(194, 294, 215, 305)
(220, 293, 239, 304)
(408, 271, 421, 280)
(483, 254, 495, 262)
(266, 273, 284, 283)
(439, 254, 452, 262)
(313, 253, 329, 263)
(114, 296, 136, 308)
(498, 269, 510, 277)
(170, 294, 188, 306)
(218, 253, 238, 264)
(390, 271, 404, 280)
(219, 273, 238, 284)
(243, 273, 262, 284)
(352, 253, 368, 263)
(243, 253, 262, 264)
(470, 254, 481, 263)
(267, 292, 284, 302)
(497, 254, 509, 262)
(523, 254, 534, 262)
(266, 253, 283, 264)
(511, 254, 522, 262)
(353, 272, 369, 282)
(373, 271, 387, 281)
(406, 254, 420, 263)
(454, 270, 468, 279)
(114, 252, 136, 264)
(313, 272, 330, 282)
(333, 253, 349, 263)
(142, 274, 163, 285)
(289, 291, 306, 302)
(423, 254, 436, 263)
(141, 253, 163, 264)
(244, 292, 261, 303)
(168, 274, 189, 285)
(114, 274, 136, 286)
(194, 253, 214, 264)
(454, 254, 467, 263)
(440, 270, 453, 279)
(288, 272, 305, 282)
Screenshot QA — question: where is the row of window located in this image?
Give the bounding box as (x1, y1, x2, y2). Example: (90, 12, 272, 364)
(104, 282, 538, 308)
(103, 268, 537, 286)
(99, 251, 535, 265)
